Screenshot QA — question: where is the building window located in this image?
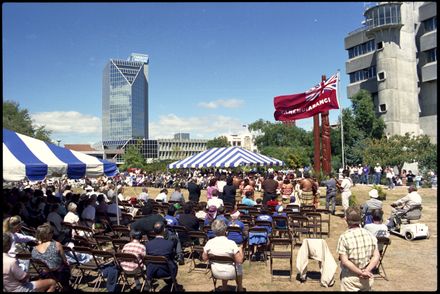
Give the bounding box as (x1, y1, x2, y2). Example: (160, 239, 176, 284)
(426, 48, 437, 63)
(379, 104, 387, 113)
(349, 66, 377, 83)
(348, 40, 376, 59)
(377, 71, 386, 81)
(423, 16, 437, 33)
(376, 41, 384, 51)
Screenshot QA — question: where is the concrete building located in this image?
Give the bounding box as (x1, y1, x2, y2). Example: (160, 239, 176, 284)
(102, 53, 149, 143)
(344, 2, 437, 143)
(158, 136, 207, 161)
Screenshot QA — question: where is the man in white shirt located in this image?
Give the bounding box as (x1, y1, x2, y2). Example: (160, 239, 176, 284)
(138, 187, 149, 202)
(386, 186, 422, 230)
(374, 163, 383, 185)
(340, 170, 353, 212)
(155, 189, 168, 203)
(206, 190, 224, 209)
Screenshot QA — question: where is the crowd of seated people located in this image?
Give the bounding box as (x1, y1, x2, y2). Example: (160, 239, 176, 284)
(3, 168, 410, 292)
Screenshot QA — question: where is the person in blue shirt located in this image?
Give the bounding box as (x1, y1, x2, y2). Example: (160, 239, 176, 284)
(256, 207, 273, 235)
(164, 204, 178, 227)
(215, 206, 230, 226)
(227, 210, 246, 245)
(272, 205, 287, 229)
(204, 205, 218, 239)
(241, 191, 257, 207)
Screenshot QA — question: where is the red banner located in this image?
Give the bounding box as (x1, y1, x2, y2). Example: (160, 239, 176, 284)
(274, 73, 339, 121)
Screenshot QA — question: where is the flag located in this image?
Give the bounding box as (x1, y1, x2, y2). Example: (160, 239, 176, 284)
(274, 72, 340, 121)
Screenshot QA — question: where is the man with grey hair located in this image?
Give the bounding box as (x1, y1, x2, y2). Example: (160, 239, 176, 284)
(202, 219, 244, 291)
(336, 207, 380, 291)
(138, 187, 149, 203)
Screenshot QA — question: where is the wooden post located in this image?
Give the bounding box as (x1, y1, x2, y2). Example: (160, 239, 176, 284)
(321, 75, 332, 175)
(313, 114, 321, 176)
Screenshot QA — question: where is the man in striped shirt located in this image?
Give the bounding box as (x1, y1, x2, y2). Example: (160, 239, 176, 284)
(336, 207, 380, 291)
(120, 230, 146, 290)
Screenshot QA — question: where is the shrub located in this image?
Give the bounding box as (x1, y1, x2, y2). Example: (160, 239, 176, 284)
(349, 194, 358, 207)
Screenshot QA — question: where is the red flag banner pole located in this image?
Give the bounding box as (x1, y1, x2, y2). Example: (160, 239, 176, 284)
(321, 75, 332, 175)
(313, 114, 321, 176)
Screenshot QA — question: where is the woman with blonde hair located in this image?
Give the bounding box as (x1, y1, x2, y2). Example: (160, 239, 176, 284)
(3, 216, 36, 257)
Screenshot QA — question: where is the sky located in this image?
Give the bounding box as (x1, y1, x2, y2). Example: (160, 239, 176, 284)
(3, 2, 367, 145)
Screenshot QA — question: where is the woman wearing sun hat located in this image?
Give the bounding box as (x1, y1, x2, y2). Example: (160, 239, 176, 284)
(361, 189, 383, 225)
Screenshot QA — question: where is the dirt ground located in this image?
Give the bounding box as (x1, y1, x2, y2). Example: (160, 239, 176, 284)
(82, 184, 437, 292)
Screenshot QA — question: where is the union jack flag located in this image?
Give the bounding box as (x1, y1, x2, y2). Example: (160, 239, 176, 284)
(305, 73, 339, 102)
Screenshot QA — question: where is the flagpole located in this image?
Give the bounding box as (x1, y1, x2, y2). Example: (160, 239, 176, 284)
(336, 69, 345, 169)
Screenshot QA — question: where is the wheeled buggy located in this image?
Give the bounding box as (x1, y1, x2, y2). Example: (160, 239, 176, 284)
(388, 204, 429, 240)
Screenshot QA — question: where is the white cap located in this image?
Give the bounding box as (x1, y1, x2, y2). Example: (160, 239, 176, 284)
(368, 189, 379, 199)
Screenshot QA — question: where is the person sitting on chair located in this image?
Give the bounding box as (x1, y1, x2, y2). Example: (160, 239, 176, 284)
(363, 209, 389, 252)
(121, 231, 147, 291)
(202, 219, 244, 292)
(360, 189, 382, 225)
(3, 232, 57, 292)
(386, 185, 422, 230)
(145, 222, 178, 285)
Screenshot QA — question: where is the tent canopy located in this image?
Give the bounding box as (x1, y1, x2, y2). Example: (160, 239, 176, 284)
(168, 146, 284, 169)
(3, 128, 118, 181)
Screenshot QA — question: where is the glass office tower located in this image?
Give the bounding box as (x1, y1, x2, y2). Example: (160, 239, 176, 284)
(102, 53, 149, 143)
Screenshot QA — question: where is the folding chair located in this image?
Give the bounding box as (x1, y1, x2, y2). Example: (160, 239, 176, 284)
(20, 225, 37, 237)
(247, 227, 269, 265)
(227, 226, 248, 260)
(114, 252, 148, 292)
(62, 245, 82, 289)
(72, 225, 98, 247)
(207, 254, 240, 292)
(94, 235, 113, 251)
(315, 209, 331, 238)
(375, 236, 391, 281)
(72, 246, 113, 291)
(286, 204, 300, 213)
(143, 255, 178, 292)
(112, 239, 130, 252)
(187, 231, 209, 273)
(289, 215, 310, 244)
(15, 253, 39, 281)
(254, 220, 273, 237)
(305, 212, 322, 238)
(30, 258, 65, 290)
(269, 237, 294, 281)
(111, 226, 131, 240)
(300, 205, 316, 214)
(272, 216, 291, 238)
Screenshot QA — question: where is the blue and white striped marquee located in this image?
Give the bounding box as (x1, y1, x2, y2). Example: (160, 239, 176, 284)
(168, 147, 284, 169)
(3, 128, 118, 181)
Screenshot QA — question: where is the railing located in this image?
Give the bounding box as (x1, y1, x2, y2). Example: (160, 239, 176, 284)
(347, 26, 368, 36)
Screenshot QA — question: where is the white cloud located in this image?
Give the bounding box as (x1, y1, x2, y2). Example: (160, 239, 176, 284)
(149, 113, 245, 139)
(31, 111, 101, 135)
(198, 99, 244, 109)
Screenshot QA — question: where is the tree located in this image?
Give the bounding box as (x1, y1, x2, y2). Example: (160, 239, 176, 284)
(361, 133, 437, 173)
(3, 100, 52, 142)
(248, 120, 314, 168)
(331, 90, 386, 167)
(120, 141, 145, 170)
(206, 136, 230, 148)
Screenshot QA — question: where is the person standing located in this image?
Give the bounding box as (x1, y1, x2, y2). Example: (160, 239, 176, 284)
(321, 173, 338, 215)
(373, 163, 382, 185)
(340, 170, 353, 212)
(385, 167, 395, 190)
(221, 177, 237, 206)
(362, 164, 370, 185)
(336, 207, 380, 291)
(261, 174, 279, 206)
(187, 177, 201, 203)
